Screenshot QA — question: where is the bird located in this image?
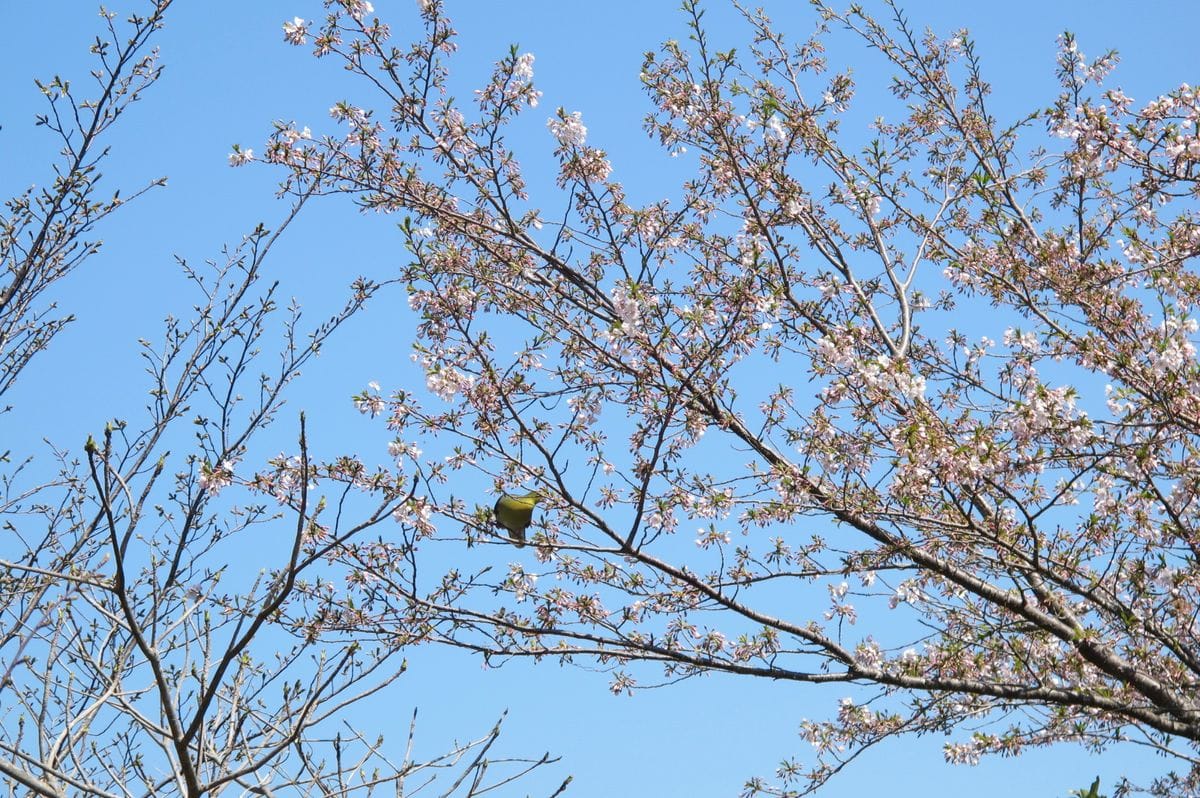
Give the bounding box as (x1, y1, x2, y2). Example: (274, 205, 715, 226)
(493, 491, 543, 547)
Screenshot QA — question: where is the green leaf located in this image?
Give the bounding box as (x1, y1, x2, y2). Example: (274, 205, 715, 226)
(1069, 776, 1105, 798)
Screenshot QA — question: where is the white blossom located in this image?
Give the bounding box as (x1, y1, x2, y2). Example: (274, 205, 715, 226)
(548, 110, 587, 147)
(282, 17, 308, 45)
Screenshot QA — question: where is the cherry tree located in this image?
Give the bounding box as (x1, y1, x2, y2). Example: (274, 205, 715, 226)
(0, 3, 569, 796)
(263, 0, 1200, 795)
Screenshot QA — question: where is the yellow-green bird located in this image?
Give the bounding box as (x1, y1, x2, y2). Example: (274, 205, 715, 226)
(493, 491, 543, 547)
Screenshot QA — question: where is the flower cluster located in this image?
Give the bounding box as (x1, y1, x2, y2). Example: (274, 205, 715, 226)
(547, 109, 587, 148)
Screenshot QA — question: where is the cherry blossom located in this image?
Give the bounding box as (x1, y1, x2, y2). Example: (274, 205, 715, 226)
(547, 109, 587, 148)
(282, 16, 308, 45)
(258, 1, 1200, 796)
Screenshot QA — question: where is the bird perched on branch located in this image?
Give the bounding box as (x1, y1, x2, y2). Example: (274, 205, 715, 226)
(493, 491, 543, 547)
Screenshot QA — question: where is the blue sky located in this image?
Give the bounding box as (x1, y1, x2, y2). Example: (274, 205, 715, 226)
(3, 1, 1199, 796)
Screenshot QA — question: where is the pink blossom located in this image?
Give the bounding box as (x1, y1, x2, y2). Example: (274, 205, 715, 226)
(281, 16, 308, 45)
(344, 0, 374, 22)
(547, 109, 587, 148)
(227, 145, 254, 166)
(198, 459, 236, 495)
(513, 52, 535, 83)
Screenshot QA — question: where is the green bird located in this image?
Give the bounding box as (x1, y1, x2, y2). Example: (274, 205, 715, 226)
(493, 491, 543, 547)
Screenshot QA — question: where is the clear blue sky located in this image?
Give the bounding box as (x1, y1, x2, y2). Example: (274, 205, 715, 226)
(3, 2, 1198, 796)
